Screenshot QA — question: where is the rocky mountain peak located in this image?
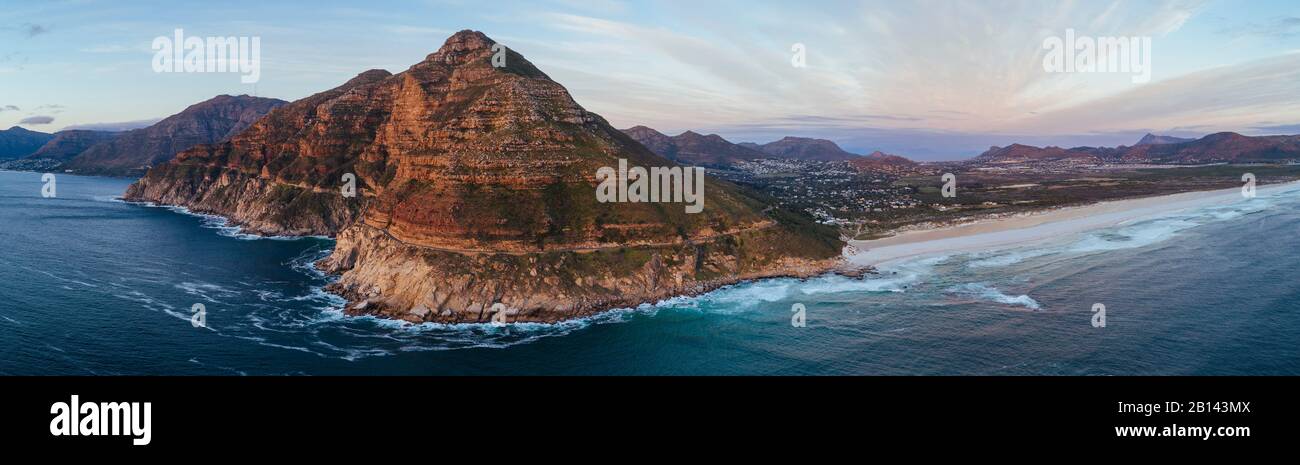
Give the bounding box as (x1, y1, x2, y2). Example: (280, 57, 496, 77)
(126, 30, 845, 324)
(1136, 133, 1194, 146)
(624, 125, 664, 135)
(342, 69, 393, 88)
(416, 29, 546, 79)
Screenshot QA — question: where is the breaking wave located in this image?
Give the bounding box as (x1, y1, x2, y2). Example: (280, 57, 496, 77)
(117, 182, 1300, 363)
(948, 283, 1041, 310)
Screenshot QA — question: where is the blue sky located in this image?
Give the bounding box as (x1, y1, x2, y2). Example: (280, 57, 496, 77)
(1, 0, 1298, 159)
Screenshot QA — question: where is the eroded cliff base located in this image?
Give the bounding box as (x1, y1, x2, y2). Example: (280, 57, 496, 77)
(318, 223, 848, 323)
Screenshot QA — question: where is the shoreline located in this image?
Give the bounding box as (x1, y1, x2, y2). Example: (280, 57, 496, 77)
(125, 179, 1294, 325)
(848, 181, 1298, 268)
(125, 194, 852, 325)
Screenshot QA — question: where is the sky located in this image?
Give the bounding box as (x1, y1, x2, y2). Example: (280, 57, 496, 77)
(1, 0, 1298, 160)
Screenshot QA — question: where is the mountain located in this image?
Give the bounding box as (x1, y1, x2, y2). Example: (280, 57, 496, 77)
(848, 151, 919, 172)
(748, 136, 860, 161)
(1135, 133, 1194, 146)
(620, 126, 914, 167)
(621, 126, 678, 159)
(125, 30, 844, 324)
(975, 132, 1300, 164)
(60, 95, 287, 176)
(620, 126, 767, 167)
(0, 126, 55, 159)
(1123, 132, 1300, 163)
(24, 130, 120, 162)
(975, 143, 1100, 163)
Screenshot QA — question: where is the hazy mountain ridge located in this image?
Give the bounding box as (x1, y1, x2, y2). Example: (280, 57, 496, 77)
(622, 126, 919, 169)
(976, 132, 1300, 163)
(25, 130, 121, 162)
(60, 95, 287, 176)
(619, 126, 767, 167)
(0, 126, 55, 159)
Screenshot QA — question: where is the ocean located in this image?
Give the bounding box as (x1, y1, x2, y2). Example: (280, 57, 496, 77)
(2, 169, 1297, 375)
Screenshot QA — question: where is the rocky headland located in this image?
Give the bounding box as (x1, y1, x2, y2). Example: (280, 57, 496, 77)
(126, 30, 849, 323)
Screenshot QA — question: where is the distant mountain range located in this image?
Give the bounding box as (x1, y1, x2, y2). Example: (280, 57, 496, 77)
(619, 126, 766, 167)
(621, 126, 916, 168)
(26, 130, 120, 162)
(60, 95, 286, 176)
(0, 126, 56, 159)
(0, 95, 285, 176)
(976, 132, 1300, 164)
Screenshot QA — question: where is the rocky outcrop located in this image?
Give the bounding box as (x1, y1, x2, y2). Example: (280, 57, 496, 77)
(319, 220, 842, 323)
(62, 95, 286, 176)
(126, 30, 846, 323)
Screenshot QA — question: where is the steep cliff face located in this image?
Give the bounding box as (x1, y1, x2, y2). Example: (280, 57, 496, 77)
(63, 95, 287, 176)
(124, 79, 383, 235)
(127, 30, 845, 323)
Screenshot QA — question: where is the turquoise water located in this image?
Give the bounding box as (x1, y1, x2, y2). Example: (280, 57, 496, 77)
(2, 169, 1298, 375)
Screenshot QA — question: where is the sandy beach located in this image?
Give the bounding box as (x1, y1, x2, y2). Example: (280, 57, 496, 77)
(847, 181, 1299, 267)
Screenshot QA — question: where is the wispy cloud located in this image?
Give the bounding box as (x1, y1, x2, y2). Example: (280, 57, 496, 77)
(19, 115, 54, 125)
(78, 44, 139, 53)
(507, 0, 1300, 158)
(21, 22, 49, 37)
(64, 118, 161, 131)
(1219, 16, 1300, 39)
(2, 0, 1296, 158)
(1016, 53, 1300, 134)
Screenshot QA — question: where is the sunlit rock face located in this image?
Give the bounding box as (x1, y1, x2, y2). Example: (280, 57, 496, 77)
(127, 30, 845, 323)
